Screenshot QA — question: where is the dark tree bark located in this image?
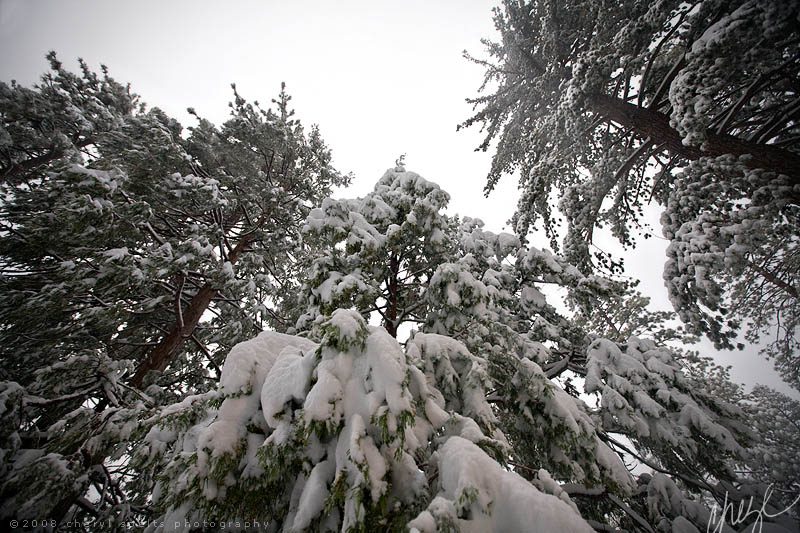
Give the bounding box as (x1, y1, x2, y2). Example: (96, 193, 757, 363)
(587, 94, 800, 186)
(129, 285, 217, 388)
(129, 230, 256, 388)
(1, 137, 93, 184)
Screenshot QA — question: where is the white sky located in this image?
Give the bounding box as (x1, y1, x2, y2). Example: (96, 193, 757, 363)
(0, 0, 794, 396)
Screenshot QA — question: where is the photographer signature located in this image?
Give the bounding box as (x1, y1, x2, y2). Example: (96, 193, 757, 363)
(707, 484, 799, 533)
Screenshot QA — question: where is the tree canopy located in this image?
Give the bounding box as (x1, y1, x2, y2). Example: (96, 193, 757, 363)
(464, 0, 800, 387)
(122, 168, 796, 531)
(0, 56, 348, 523)
(0, 28, 798, 533)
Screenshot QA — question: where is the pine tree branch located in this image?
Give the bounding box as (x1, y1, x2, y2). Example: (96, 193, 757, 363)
(748, 259, 798, 300)
(545, 355, 571, 379)
(1, 137, 93, 184)
(130, 211, 268, 388)
(599, 431, 720, 501)
(587, 93, 800, 186)
(607, 493, 655, 533)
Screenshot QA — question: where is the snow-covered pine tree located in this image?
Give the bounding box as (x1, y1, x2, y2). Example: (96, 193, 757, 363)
(0, 52, 139, 187)
(744, 385, 800, 521)
(0, 58, 348, 523)
(463, 0, 800, 388)
(136, 167, 795, 532)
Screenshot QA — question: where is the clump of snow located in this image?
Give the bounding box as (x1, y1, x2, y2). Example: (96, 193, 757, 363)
(409, 437, 595, 533)
(102, 247, 129, 261)
(408, 333, 500, 437)
(219, 331, 316, 396)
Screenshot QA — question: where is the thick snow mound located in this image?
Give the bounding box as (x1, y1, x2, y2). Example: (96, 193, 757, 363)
(220, 330, 317, 395)
(410, 437, 595, 533)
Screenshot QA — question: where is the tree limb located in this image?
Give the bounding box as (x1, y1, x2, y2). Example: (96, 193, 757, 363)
(587, 93, 800, 185)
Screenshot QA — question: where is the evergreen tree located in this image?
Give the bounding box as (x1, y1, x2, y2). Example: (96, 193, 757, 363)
(1, 52, 140, 187)
(0, 54, 797, 532)
(0, 57, 348, 523)
(135, 168, 795, 532)
(745, 385, 800, 520)
(463, 0, 800, 387)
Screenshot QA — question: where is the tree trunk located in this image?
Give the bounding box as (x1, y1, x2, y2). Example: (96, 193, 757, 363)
(129, 285, 217, 388)
(51, 230, 257, 522)
(130, 231, 256, 388)
(587, 93, 800, 186)
(384, 253, 399, 338)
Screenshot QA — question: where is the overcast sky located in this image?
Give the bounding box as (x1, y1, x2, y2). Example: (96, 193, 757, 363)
(0, 0, 794, 396)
